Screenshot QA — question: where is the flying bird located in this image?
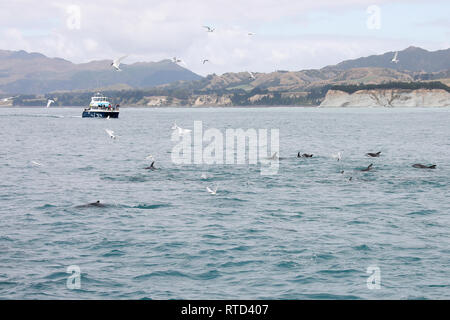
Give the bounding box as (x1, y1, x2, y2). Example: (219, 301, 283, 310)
(172, 57, 187, 67)
(332, 152, 342, 161)
(202, 59, 209, 64)
(201, 173, 210, 179)
(248, 71, 256, 80)
(247, 32, 256, 36)
(2, 96, 17, 102)
(46, 99, 55, 108)
(206, 186, 217, 195)
(391, 51, 399, 63)
(203, 26, 215, 33)
(31, 161, 43, 167)
(105, 129, 117, 139)
(111, 55, 128, 71)
(172, 122, 191, 135)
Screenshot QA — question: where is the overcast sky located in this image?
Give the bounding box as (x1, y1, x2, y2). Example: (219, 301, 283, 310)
(0, 0, 449, 75)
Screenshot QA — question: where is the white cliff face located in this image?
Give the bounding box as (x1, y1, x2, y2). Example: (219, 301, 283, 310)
(193, 94, 232, 106)
(320, 89, 450, 107)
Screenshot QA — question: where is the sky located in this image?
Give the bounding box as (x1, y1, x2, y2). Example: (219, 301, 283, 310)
(0, 0, 449, 75)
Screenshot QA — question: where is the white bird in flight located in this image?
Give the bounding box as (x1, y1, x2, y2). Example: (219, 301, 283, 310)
(248, 71, 256, 80)
(111, 55, 128, 71)
(332, 152, 342, 161)
(203, 26, 215, 33)
(2, 96, 17, 102)
(46, 99, 55, 108)
(206, 186, 217, 195)
(172, 57, 187, 67)
(172, 122, 191, 135)
(201, 173, 209, 179)
(391, 51, 399, 64)
(105, 129, 117, 139)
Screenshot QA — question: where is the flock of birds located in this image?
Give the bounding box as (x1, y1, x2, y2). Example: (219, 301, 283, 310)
(108, 25, 258, 81)
(40, 28, 399, 107)
(37, 35, 405, 203)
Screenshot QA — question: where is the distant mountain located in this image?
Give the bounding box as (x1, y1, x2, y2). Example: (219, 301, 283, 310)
(160, 67, 417, 93)
(1, 46, 448, 96)
(157, 47, 449, 94)
(0, 50, 202, 94)
(327, 46, 450, 73)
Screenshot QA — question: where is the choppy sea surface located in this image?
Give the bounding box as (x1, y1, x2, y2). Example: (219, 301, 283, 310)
(0, 106, 449, 299)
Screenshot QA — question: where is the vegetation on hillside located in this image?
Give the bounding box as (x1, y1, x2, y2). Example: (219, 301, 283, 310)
(331, 81, 450, 94)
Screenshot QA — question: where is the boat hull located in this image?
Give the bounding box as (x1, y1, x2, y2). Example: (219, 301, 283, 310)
(82, 111, 119, 118)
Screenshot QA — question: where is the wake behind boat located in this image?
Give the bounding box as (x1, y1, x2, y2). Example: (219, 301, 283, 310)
(82, 93, 119, 118)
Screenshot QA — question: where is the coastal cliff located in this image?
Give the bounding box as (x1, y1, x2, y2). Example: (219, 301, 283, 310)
(320, 89, 450, 107)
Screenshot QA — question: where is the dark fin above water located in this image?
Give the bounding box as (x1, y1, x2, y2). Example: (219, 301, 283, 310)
(413, 164, 436, 169)
(367, 152, 381, 157)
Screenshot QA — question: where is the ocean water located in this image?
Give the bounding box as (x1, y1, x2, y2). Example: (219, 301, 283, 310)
(0, 106, 449, 300)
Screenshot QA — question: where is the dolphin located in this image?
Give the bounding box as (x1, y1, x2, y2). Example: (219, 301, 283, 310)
(145, 161, 156, 170)
(412, 164, 436, 169)
(75, 200, 107, 208)
(297, 152, 313, 158)
(361, 164, 373, 172)
(366, 152, 381, 157)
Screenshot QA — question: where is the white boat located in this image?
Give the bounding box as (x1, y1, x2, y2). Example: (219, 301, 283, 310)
(82, 93, 119, 118)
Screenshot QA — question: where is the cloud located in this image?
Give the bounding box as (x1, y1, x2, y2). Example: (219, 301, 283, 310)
(0, 0, 448, 75)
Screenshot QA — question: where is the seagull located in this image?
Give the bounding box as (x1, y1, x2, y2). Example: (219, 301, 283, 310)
(172, 57, 187, 67)
(206, 186, 217, 195)
(201, 173, 209, 179)
(248, 71, 256, 80)
(2, 96, 17, 102)
(203, 26, 215, 33)
(247, 32, 256, 36)
(105, 129, 117, 139)
(391, 51, 399, 64)
(332, 152, 342, 161)
(111, 55, 128, 71)
(46, 99, 55, 108)
(171, 122, 191, 135)
(202, 59, 209, 64)
(31, 161, 43, 167)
